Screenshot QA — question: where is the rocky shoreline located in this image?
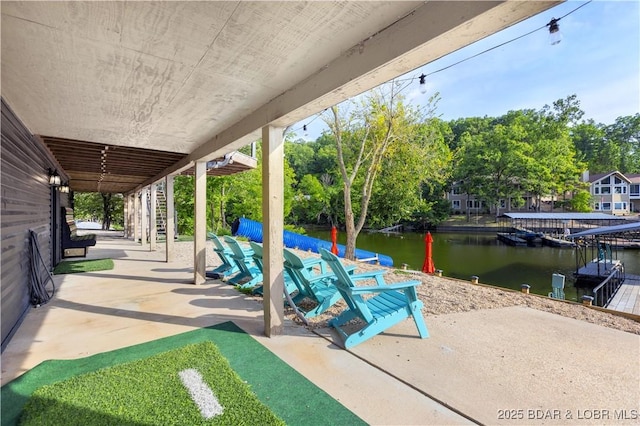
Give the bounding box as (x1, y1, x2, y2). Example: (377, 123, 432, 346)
(175, 240, 640, 335)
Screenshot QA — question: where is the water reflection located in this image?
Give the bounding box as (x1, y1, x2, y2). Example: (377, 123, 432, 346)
(304, 229, 640, 302)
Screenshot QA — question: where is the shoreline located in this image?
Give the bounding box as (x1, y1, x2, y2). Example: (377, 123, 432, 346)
(172, 241, 640, 336)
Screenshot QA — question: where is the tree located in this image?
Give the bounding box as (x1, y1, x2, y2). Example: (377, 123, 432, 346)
(323, 83, 429, 260)
(456, 122, 534, 219)
(369, 116, 452, 227)
(569, 189, 592, 212)
(605, 114, 640, 173)
(73, 192, 123, 230)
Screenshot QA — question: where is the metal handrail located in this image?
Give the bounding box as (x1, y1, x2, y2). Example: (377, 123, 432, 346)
(591, 264, 625, 307)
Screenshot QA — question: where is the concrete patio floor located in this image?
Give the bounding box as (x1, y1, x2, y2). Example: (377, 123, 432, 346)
(2, 233, 639, 425)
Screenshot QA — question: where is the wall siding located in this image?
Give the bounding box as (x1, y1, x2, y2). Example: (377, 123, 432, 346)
(1, 98, 61, 351)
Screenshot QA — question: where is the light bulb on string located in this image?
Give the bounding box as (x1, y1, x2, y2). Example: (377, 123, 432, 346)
(303, 124, 308, 138)
(547, 18, 562, 45)
(418, 74, 428, 95)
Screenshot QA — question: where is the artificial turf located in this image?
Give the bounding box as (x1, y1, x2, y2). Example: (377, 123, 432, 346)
(53, 258, 114, 275)
(1, 321, 365, 426)
(20, 341, 284, 425)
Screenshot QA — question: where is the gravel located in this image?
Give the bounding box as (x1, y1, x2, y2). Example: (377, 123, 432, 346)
(175, 240, 640, 335)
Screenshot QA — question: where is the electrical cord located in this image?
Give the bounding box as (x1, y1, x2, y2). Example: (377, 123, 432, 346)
(28, 229, 55, 306)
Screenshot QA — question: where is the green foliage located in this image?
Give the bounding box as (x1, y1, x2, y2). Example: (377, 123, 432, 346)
(73, 193, 123, 229)
(569, 190, 593, 212)
(20, 342, 284, 425)
(111, 94, 634, 234)
(174, 175, 196, 235)
(572, 114, 640, 173)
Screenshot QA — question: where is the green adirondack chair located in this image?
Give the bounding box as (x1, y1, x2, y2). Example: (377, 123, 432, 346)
(206, 233, 239, 279)
(223, 236, 263, 289)
(319, 248, 429, 349)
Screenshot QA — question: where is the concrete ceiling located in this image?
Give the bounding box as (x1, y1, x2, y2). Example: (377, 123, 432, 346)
(1, 1, 561, 194)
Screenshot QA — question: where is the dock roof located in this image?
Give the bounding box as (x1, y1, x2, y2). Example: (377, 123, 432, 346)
(501, 213, 619, 220)
(569, 222, 640, 238)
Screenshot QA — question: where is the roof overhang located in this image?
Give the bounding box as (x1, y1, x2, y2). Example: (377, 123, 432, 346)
(1, 1, 562, 194)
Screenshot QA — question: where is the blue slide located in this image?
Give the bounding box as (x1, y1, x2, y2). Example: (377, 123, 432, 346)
(231, 218, 393, 267)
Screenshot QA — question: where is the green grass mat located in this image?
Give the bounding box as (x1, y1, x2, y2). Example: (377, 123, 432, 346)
(53, 259, 114, 275)
(20, 341, 284, 425)
(1, 322, 365, 426)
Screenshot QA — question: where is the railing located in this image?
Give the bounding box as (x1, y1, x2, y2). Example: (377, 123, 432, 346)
(591, 264, 625, 307)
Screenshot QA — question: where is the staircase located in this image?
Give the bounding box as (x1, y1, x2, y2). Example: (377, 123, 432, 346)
(155, 182, 168, 235)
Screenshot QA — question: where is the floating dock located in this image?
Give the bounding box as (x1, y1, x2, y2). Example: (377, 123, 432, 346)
(496, 232, 528, 246)
(541, 235, 576, 248)
(605, 274, 640, 315)
(574, 259, 622, 287)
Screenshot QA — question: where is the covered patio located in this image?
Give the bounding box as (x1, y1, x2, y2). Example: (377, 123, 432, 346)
(2, 1, 563, 346)
(2, 234, 638, 424)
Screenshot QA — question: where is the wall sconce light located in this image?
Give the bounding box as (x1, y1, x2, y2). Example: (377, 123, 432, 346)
(48, 169, 61, 186)
(59, 182, 70, 193)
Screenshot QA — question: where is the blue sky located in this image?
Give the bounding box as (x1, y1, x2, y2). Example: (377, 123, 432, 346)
(294, 0, 639, 140)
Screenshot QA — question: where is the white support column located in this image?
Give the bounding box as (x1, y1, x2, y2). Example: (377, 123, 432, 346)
(134, 191, 140, 243)
(123, 195, 129, 238)
(194, 161, 207, 284)
(124, 194, 130, 238)
(121, 195, 127, 238)
(262, 125, 285, 337)
(129, 194, 135, 239)
(165, 175, 175, 262)
(141, 187, 148, 247)
(150, 183, 157, 251)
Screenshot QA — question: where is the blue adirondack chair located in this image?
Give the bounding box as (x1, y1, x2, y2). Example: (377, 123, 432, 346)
(223, 236, 263, 289)
(283, 248, 356, 318)
(206, 233, 239, 279)
(319, 248, 429, 349)
(248, 241, 301, 299)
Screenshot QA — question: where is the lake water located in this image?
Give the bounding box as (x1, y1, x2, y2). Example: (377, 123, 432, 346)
(304, 229, 640, 302)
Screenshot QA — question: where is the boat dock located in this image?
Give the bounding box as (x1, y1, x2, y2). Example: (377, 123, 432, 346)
(541, 235, 576, 248)
(573, 258, 622, 287)
(606, 274, 640, 315)
(496, 232, 528, 246)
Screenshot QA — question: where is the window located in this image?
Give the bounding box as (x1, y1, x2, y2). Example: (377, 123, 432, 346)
(594, 203, 600, 211)
(601, 186, 611, 194)
(614, 186, 627, 194)
(614, 202, 627, 210)
(467, 200, 482, 209)
(594, 187, 600, 195)
(601, 177, 611, 184)
(452, 200, 460, 209)
(601, 202, 611, 210)
(452, 186, 462, 195)
(614, 176, 623, 184)
(499, 199, 506, 208)
(631, 184, 640, 196)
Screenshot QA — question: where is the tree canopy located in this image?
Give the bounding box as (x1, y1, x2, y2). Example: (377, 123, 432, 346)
(72, 94, 638, 235)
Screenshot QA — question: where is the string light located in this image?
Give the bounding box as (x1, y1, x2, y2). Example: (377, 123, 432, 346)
(547, 18, 562, 45)
(292, 1, 592, 135)
(418, 74, 427, 95)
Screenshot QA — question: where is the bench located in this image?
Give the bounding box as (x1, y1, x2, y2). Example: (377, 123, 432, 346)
(62, 207, 96, 258)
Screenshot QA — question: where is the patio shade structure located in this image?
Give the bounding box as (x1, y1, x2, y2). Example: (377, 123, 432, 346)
(1, 1, 562, 340)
